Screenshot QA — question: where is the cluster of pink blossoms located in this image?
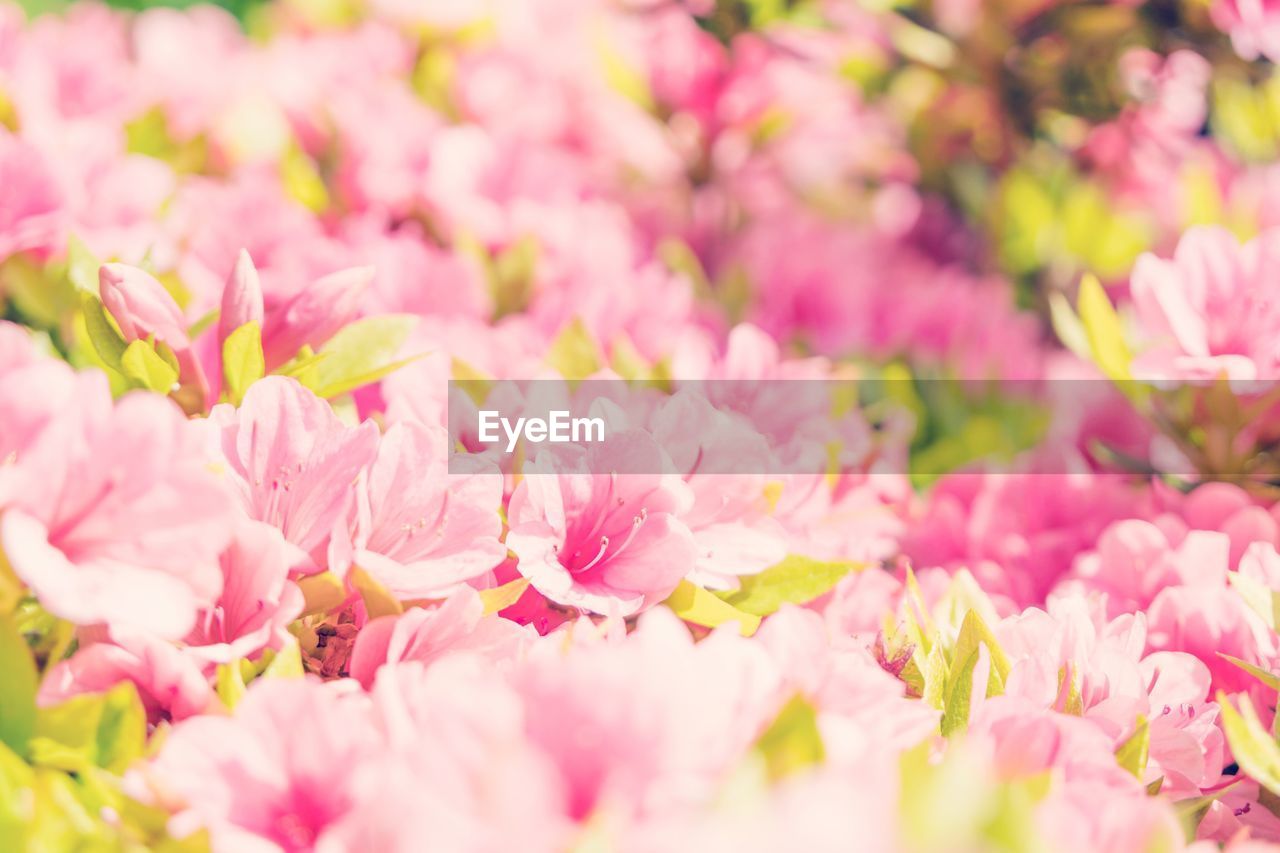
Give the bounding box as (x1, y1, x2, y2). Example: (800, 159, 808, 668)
(4, 0, 1280, 851)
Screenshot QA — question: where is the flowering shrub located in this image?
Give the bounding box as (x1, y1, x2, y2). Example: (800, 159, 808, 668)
(5, 0, 1280, 850)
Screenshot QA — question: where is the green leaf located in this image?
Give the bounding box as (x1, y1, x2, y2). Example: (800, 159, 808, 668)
(216, 661, 247, 710)
(260, 639, 303, 680)
(939, 647, 980, 737)
(1077, 273, 1132, 383)
(64, 235, 101, 294)
(222, 321, 265, 406)
(33, 682, 146, 774)
(1219, 692, 1280, 795)
(1228, 570, 1280, 631)
(0, 611, 37, 757)
(350, 567, 404, 620)
(951, 609, 1011, 697)
(281, 144, 329, 213)
(752, 695, 824, 780)
(1218, 653, 1280, 692)
(664, 580, 760, 636)
(120, 339, 179, 394)
(1048, 290, 1090, 360)
(716, 556, 861, 618)
(478, 578, 530, 615)
(80, 293, 128, 372)
(1115, 715, 1150, 779)
(544, 318, 602, 381)
(304, 315, 419, 399)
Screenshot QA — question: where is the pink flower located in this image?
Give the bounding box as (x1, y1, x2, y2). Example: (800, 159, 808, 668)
(336, 421, 506, 600)
(206, 376, 380, 575)
(183, 519, 305, 666)
(348, 588, 534, 688)
(219, 249, 265, 348)
(39, 631, 215, 723)
(134, 678, 382, 852)
(1130, 225, 1280, 381)
(1211, 0, 1280, 63)
(1, 376, 237, 638)
(260, 265, 375, 371)
(0, 131, 65, 262)
(506, 431, 697, 615)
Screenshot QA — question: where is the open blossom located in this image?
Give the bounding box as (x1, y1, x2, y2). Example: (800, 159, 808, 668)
(0, 131, 65, 261)
(1129, 225, 1280, 381)
(206, 376, 379, 575)
(334, 421, 506, 600)
(0, 373, 236, 639)
(506, 432, 697, 615)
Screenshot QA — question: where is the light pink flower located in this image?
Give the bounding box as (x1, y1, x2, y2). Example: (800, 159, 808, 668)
(1130, 225, 1280, 381)
(206, 377, 379, 575)
(336, 421, 505, 600)
(38, 631, 215, 723)
(0, 131, 65, 261)
(348, 588, 534, 688)
(1, 376, 237, 638)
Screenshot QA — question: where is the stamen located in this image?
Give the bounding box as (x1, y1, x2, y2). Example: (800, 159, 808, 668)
(577, 536, 610, 572)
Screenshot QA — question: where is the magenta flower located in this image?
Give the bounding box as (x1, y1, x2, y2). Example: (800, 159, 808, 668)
(506, 432, 697, 616)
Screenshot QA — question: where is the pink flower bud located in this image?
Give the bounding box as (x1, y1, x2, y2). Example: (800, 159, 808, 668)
(98, 263, 190, 349)
(218, 249, 265, 346)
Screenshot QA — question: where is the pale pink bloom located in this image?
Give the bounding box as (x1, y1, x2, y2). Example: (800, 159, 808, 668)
(183, 519, 305, 666)
(513, 608, 781, 821)
(1034, 776, 1186, 853)
(506, 432, 697, 615)
(1211, 0, 1280, 63)
(1154, 480, 1280, 568)
(336, 421, 505, 600)
(1130, 226, 1280, 381)
(648, 391, 787, 589)
(135, 678, 381, 853)
(1146, 542, 1280, 695)
(206, 377, 380, 575)
(999, 597, 1223, 797)
(352, 657, 571, 853)
(1196, 780, 1280, 844)
(0, 131, 66, 261)
(38, 631, 215, 723)
(1, 376, 236, 638)
(348, 588, 534, 688)
(755, 606, 940, 763)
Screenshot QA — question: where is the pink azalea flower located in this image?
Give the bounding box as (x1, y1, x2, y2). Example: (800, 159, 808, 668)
(0, 130, 66, 262)
(1, 375, 237, 638)
(39, 631, 215, 724)
(506, 431, 697, 616)
(1129, 225, 1280, 381)
(336, 421, 505, 600)
(1211, 0, 1280, 63)
(205, 377, 380, 575)
(183, 519, 305, 666)
(348, 588, 533, 689)
(134, 678, 382, 852)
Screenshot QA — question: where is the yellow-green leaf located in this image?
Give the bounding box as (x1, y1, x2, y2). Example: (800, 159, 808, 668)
(753, 694, 824, 780)
(1115, 716, 1150, 779)
(0, 611, 37, 756)
(1219, 692, 1280, 795)
(350, 566, 404, 620)
(478, 578, 530, 615)
(664, 580, 760, 636)
(222, 321, 265, 406)
(716, 556, 861, 617)
(216, 662, 247, 710)
(80, 293, 127, 371)
(1218, 653, 1280, 692)
(940, 647, 981, 737)
(1077, 273, 1132, 382)
(120, 340, 179, 394)
(260, 639, 303, 680)
(544, 318, 602, 381)
(305, 315, 419, 399)
(951, 609, 1011, 697)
